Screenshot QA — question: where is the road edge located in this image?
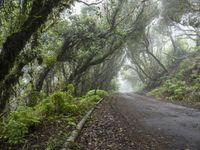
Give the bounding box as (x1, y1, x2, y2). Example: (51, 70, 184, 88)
(61, 98, 104, 150)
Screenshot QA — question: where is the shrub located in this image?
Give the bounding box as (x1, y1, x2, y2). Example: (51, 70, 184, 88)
(51, 92, 66, 114)
(2, 88, 108, 145)
(35, 92, 67, 116)
(147, 78, 188, 101)
(77, 99, 91, 113)
(64, 103, 79, 116)
(35, 91, 79, 117)
(66, 84, 75, 95)
(1, 107, 41, 144)
(44, 56, 56, 65)
(163, 79, 187, 100)
(85, 95, 101, 103)
(28, 91, 43, 107)
(146, 87, 165, 99)
(86, 89, 108, 98)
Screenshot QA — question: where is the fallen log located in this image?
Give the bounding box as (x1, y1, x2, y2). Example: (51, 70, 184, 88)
(61, 98, 104, 150)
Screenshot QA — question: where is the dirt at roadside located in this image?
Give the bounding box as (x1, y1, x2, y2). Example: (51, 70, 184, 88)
(77, 95, 172, 150)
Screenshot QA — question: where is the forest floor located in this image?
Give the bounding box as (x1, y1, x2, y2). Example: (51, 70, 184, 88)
(77, 93, 200, 150)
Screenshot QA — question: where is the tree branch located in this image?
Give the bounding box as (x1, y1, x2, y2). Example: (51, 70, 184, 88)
(76, 0, 103, 6)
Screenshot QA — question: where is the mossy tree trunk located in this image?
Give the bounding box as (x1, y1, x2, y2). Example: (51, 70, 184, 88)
(0, 0, 62, 83)
(0, 50, 38, 114)
(0, 0, 69, 114)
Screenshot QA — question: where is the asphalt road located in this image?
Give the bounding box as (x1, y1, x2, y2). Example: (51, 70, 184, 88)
(78, 93, 200, 150)
(114, 93, 200, 149)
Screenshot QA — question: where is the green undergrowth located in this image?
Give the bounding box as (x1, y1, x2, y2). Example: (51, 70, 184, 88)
(147, 56, 200, 105)
(0, 85, 108, 145)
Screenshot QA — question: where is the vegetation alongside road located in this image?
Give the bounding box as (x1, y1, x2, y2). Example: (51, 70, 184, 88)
(0, 0, 199, 149)
(147, 55, 200, 107)
(0, 84, 107, 149)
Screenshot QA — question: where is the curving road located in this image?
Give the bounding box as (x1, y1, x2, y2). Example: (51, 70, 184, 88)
(78, 93, 200, 150)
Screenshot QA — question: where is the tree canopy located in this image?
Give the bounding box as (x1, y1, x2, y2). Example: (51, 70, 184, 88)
(0, 0, 199, 147)
(0, 0, 199, 112)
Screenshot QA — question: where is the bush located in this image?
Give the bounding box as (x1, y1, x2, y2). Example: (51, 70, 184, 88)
(44, 56, 56, 65)
(1, 107, 41, 144)
(163, 79, 187, 100)
(86, 89, 108, 98)
(35, 92, 67, 116)
(2, 87, 108, 145)
(67, 84, 75, 95)
(85, 95, 101, 103)
(51, 92, 66, 114)
(147, 78, 188, 101)
(28, 91, 43, 107)
(35, 91, 84, 117)
(146, 87, 165, 99)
